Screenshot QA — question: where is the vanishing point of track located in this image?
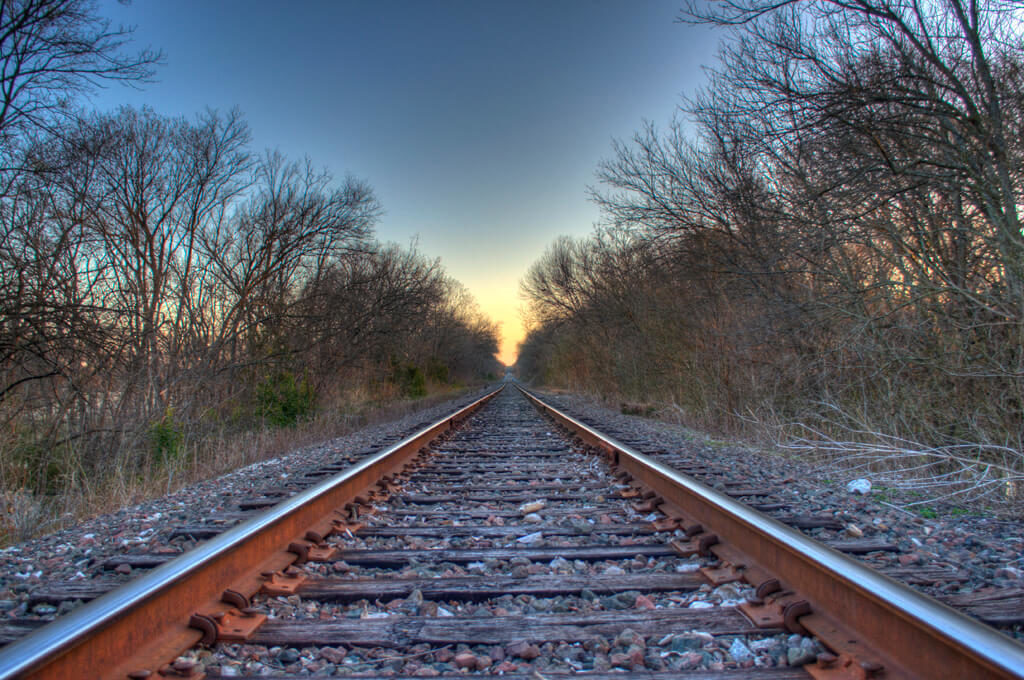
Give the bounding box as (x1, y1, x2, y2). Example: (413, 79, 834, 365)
(0, 384, 1022, 679)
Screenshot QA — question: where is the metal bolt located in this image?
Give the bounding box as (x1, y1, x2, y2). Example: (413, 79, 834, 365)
(156, 659, 198, 678)
(756, 578, 781, 598)
(158, 662, 195, 678)
(861, 660, 884, 677)
(816, 652, 838, 668)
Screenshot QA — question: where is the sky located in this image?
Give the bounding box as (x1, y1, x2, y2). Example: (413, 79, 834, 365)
(92, 1, 721, 365)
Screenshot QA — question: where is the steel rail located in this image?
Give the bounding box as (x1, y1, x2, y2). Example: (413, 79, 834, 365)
(518, 385, 1024, 679)
(0, 385, 503, 680)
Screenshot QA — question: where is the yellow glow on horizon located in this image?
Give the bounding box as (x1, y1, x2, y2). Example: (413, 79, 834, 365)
(467, 278, 525, 367)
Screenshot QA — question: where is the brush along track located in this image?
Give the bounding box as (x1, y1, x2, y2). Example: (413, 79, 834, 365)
(1, 385, 1023, 678)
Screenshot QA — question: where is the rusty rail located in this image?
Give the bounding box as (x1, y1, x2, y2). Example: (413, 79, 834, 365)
(0, 385, 503, 680)
(518, 385, 1024, 679)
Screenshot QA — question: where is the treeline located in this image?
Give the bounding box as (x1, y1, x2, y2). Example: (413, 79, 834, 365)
(0, 1, 500, 531)
(519, 0, 1024, 476)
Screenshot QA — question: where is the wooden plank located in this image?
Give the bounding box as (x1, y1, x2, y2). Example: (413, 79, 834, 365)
(428, 462, 571, 470)
(0, 619, 48, 645)
(102, 554, 172, 570)
(773, 515, 844, 530)
(299, 572, 705, 602)
(236, 497, 283, 510)
(943, 586, 1024, 605)
(171, 521, 659, 541)
(248, 607, 776, 647)
(399, 483, 608, 494)
(441, 450, 572, 458)
(27, 581, 120, 606)
(410, 474, 580, 482)
(941, 588, 1024, 624)
(387, 506, 628, 518)
(171, 524, 239, 539)
(232, 671, 810, 680)
(357, 523, 657, 538)
(335, 544, 676, 566)
(880, 565, 969, 585)
(748, 503, 788, 511)
(824, 538, 900, 554)
(723, 489, 777, 498)
(959, 602, 1024, 625)
(105, 542, 676, 571)
(400, 492, 595, 504)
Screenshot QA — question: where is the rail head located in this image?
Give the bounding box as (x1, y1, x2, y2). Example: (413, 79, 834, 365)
(517, 384, 1024, 679)
(0, 384, 503, 680)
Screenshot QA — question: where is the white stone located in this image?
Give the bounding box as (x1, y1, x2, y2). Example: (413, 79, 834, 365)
(729, 638, 754, 661)
(846, 478, 872, 494)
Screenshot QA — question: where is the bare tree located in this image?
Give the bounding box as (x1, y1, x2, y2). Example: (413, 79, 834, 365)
(0, 0, 160, 159)
(686, 0, 1024, 323)
(203, 151, 381, 368)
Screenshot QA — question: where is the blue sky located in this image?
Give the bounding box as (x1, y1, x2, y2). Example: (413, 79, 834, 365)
(93, 1, 721, 364)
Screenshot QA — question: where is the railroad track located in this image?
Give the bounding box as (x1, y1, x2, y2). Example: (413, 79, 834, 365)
(0, 384, 1023, 678)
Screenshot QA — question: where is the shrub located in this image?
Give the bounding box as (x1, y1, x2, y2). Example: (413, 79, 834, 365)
(149, 408, 184, 464)
(427, 358, 449, 384)
(256, 372, 317, 427)
(392, 363, 427, 398)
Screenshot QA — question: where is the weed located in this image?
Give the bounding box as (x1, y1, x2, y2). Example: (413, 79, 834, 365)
(871, 486, 895, 503)
(426, 358, 449, 384)
(256, 371, 316, 427)
(392, 364, 427, 398)
(149, 408, 184, 464)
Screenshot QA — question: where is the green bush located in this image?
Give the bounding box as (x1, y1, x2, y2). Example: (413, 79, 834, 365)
(426, 358, 449, 384)
(255, 371, 316, 427)
(393, 363, 427, 398)
(149, 408, 184, 464)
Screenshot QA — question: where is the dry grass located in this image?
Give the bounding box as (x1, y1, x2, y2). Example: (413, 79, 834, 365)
(567, 386, 1024, 517)
(772, 419, 1024, 514)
